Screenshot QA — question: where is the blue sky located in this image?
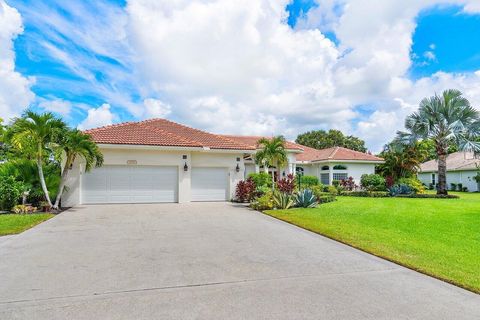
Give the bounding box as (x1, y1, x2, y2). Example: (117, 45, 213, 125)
(3, 0, 480, 151)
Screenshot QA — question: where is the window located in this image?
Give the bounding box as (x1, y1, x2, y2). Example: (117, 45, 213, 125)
(320, 173, 330, 185)
(333, 173, 348, 181)
(431, 174, 436, 185)
(321, 165, 329, 171)
(333, 164, 347, 170)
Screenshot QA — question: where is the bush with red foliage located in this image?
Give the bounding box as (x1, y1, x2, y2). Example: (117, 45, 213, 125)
(340, 177, 357, 191)
(385, 175, 395, 188)
(235, 178, 256, 202)
(276, 174, 296, 194)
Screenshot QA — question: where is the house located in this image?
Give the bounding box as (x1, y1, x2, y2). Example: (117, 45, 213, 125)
(418, 152, 480, 192)
(62, 119, 383, 206)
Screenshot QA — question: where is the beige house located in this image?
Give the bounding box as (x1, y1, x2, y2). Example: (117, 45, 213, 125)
(62, 119, 383, 206)
(418, 152, 480, 192)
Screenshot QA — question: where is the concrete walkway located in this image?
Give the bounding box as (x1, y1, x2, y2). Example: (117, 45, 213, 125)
(0, 203, 478, 319)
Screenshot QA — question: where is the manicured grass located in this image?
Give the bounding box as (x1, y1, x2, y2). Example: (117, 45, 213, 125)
(0, 213, 54, 236)
(264, 192, 480, 293)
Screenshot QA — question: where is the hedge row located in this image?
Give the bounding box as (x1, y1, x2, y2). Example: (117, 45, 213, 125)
(340, 191, 389, 197)
(395, 194, 459, 199)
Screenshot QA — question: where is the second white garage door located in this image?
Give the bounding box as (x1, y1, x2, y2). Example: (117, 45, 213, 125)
(82, 165, 178, 204)
(191, 167, 228, 201)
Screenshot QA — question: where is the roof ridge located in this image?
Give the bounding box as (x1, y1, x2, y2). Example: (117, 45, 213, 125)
(138, 121, 203, 147)
(328, 146, 340, 159)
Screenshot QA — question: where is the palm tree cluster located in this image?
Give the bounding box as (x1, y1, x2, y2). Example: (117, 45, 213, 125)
(396, 89, 480, 195)
(2, 110, 103, 210)
(254, 136, 288, 191)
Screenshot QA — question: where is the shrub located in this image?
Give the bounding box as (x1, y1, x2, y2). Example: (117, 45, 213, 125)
(396, 194, 459, 199)
(360, 174, 386, 191)
(250, 192, 273, 211)
(0, 176, 23, 211)
(294, 189, 318, 208)
(272, 191, 294, 209)
(276, 174, 295, 194)
(316, 192, 336, 204)
(248, 172, 272, 188)
(450, 183, 457, 191)
(326, 185, 338, 195)
(462, 187, 468, 192)
(299, 175, 319, 187)
(340, 177, 357, 191)
(397, 177, 425, 194)
(235, 178, 256, 202)
(12, 204, 37, 214)
(255, 185, 270, 196)
(332, 180, 340, 187)
(341, 191, 389, 197)
(385, 175, 395, 188)
(388, 184, 413, 197)
(457, 183, 463, 191)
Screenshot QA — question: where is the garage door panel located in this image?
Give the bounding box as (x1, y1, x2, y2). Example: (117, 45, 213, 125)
(191, 167, 227, 201)
(82, 165, 177, 204)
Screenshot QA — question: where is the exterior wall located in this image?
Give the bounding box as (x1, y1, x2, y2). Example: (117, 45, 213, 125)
(418, 171, 479, 192)
(62, 147, 245, 206)
(295, 162, 377, 185)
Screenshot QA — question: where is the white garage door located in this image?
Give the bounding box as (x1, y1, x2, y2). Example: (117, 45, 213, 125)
(191, 167, 228, 201)
(82, 165, 177, 204)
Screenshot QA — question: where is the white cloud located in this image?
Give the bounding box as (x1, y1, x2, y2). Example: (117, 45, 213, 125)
(77, 103, 114, 130)
(0, 1, 35, 122)
(143, 98, 171, 118)
(38, 98, 72, 117)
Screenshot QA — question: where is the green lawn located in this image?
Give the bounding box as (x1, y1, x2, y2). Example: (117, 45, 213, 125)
(0, 213, 54, 236)
(264, 192, 480, 293)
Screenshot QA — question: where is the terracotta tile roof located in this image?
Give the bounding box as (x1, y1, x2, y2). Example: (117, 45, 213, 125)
(420, 152, 480, 172)
(295, 145, 383, 162)
(84, 119, 255, 150)
(220, 135, 304, 151)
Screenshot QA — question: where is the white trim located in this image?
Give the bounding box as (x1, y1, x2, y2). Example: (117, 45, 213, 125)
(296, 159, 383, 165)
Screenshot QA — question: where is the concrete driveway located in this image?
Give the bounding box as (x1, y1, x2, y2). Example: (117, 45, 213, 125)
(0, 203, 478, 319)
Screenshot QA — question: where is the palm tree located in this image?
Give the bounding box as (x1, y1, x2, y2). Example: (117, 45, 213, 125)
(255, 136, 288, 191)
(9, 111, 66, 207)
(52, 129, 103, 209)
(377, 142, 429, 182)
(396, 89, 480, 195)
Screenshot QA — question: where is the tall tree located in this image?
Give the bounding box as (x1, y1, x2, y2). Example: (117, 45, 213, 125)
(8, 111, 66, 207)
(255, 136, 288, 191)
(396, 89, 480, 195)
(52, 129, 103, 210)
(296, 129, 367, 152)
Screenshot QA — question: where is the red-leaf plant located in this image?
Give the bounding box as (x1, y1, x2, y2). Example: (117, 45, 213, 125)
(235, 177, 256, 202)
(340, 177, 357, 191)
(276, 174, 296, 194)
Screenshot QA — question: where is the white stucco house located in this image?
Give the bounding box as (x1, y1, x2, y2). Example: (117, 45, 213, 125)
(62, 118, 383, 206)
(418, 152, 480, 192)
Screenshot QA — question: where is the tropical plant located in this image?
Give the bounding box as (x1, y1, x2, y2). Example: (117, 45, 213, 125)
(12, 204, 37, 214)
(7, 111, 66, 207)
(360, 174, 386, 191)
(0, 176, 24, 211)
(255, 136, 288, 191)
(296, 129, 367, 152)
(340, 177, 357, 191)
(248, 172, 272, 188)
(377, 141, 429, 183)
(396, 89, 480, 194)
(235, 178, 256, 202)
(450, 183, 457, 191)
(52, 129, 103, 209)
(294, 189, 318, 208)
(276, 174, 295, 194)
(388, 184, 413, 197)
(397, 177, 425, 194)
(272, 191, 294, 209)
(457, 183, 463, 191)
(299, 175, 319, 187)
(250, 192, 274, 211)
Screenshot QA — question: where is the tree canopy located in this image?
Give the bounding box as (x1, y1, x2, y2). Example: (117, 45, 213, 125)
(295, 129, 367, 152)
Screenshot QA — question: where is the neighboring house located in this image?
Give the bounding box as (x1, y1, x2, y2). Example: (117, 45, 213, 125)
(418, 152, 480, 192)
(62, 119, 383, 206)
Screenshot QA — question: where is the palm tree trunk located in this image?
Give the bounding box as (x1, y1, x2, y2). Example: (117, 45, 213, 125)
(36, 157, 53, 207)
(437, 153, 448, 195)
(53, 157, 72, 210)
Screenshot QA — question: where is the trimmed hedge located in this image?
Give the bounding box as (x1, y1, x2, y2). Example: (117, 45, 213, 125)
(340, 191, 389, 197)
(315, 192, 336, 204)
(395, 194, 459, 199)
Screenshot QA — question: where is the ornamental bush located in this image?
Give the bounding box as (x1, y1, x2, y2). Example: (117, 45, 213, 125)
(250, 191, 274, 211)
(340, 191, 389, 197)
(248, 172, 272, 188)
(276, 174, 296, 194)
(360, 174, 386, 191)
(397, 177, 425, 194)
(0, 176, 23, 211)
(235, 178, 256, 202)
(299, 175, 319, 187)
